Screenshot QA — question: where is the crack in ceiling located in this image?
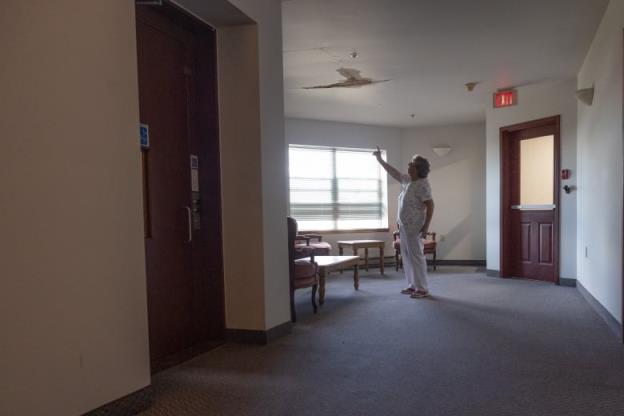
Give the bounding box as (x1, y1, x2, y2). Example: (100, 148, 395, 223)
(303, 67, 389, 89)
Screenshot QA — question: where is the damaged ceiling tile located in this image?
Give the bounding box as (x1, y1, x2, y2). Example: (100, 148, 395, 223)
(303, 67, 390, 89)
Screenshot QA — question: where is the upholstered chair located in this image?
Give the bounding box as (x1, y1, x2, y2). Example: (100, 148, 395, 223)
(295, 233, 332, 256)
(392, 228, 437, 271)
(288, 217, 319, 322)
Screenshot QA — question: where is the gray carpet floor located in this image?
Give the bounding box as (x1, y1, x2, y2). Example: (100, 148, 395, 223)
(141, 267, 624, 416)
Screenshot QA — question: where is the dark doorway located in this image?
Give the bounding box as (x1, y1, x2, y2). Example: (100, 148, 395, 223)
(500, 116, 561, 284)
(136, 2, 225, 372)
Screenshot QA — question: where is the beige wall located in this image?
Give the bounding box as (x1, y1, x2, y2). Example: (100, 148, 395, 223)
(0, 1, 150, 415)
(401, 123, 486, 261)
(223, 0, 290, 329)
(163, 0, 292, 330)
(577, 0, 624, 323)
(217, 24, 267, 330)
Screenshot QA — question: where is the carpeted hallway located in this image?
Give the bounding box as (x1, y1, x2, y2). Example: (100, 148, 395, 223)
(141, 268, 624, 416)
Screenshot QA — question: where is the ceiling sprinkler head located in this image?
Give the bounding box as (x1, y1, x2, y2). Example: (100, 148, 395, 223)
(465, 82, 478, 92)
(410, 114, 415, 118)
(350, 50, 359, 59)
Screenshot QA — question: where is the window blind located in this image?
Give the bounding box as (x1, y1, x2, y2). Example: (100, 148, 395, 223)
(288, 145, 388, 231)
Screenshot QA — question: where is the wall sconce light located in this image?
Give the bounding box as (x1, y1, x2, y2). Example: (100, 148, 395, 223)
(576, 86, 594, 106)
(432, 145, 452, 157)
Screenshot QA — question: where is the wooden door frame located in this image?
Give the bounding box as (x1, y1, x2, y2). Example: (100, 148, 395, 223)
(500, 115, 561, 284)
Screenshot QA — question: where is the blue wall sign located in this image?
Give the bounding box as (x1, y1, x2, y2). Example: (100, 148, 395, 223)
(140, 123, 149, 149)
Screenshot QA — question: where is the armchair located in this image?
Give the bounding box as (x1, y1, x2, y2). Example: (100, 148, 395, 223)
(288, 217, 319, 322)
(296, 232, 332, 256)
(392, 228, 437, 271)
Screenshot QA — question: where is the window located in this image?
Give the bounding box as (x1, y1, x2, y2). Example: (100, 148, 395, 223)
(520, 135, 554, 205)
(288, 144, 388, 232)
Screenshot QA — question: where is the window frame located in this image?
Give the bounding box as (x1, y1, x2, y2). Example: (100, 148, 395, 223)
(288, 144, 389, 233)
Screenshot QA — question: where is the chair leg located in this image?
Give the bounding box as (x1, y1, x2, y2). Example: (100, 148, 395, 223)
(311, 284, 318, 313)
(290, 289, 297, 323)
(433, 251, 437, 271)
(395, 250, 399, 271)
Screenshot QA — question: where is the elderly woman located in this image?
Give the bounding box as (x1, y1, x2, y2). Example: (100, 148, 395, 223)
(373, 147, 434, 298)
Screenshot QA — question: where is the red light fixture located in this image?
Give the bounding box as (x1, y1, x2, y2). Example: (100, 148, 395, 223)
(493, 89, 517, 108)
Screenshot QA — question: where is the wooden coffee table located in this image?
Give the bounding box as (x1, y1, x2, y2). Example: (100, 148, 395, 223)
(314, 255, 360, 305)
(337, 240, 385, 274)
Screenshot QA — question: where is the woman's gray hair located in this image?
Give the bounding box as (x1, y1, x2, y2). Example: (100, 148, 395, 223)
(413, 155, 430, 178)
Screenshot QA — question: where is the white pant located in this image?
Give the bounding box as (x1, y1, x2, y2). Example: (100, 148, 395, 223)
(400, 225, 429, 292)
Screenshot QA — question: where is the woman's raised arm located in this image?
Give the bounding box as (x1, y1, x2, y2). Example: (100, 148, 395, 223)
(373, 146, 402, 182)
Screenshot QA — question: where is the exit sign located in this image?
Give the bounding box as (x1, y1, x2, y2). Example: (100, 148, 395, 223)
(493, 90, 517, 108)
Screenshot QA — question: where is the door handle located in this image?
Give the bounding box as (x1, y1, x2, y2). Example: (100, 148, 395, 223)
(185, 206, 192, 243)
(511, 204, 556, 211)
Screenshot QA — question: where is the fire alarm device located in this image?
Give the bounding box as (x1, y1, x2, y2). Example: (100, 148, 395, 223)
(561, 169, 571, 180)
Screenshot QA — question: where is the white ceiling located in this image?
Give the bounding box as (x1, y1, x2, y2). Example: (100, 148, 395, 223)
(282, 0, 609, 127)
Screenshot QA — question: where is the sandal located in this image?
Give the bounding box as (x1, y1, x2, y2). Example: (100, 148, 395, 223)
(410, 290, 430, 298)
(400, 287, 416, 294)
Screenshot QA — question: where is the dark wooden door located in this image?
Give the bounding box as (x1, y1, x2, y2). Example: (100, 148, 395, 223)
(501, 117, 560, 283)
(137, 12, 194, 362)
(136, 5, 224, 368)
(511, 208, 556, 281)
